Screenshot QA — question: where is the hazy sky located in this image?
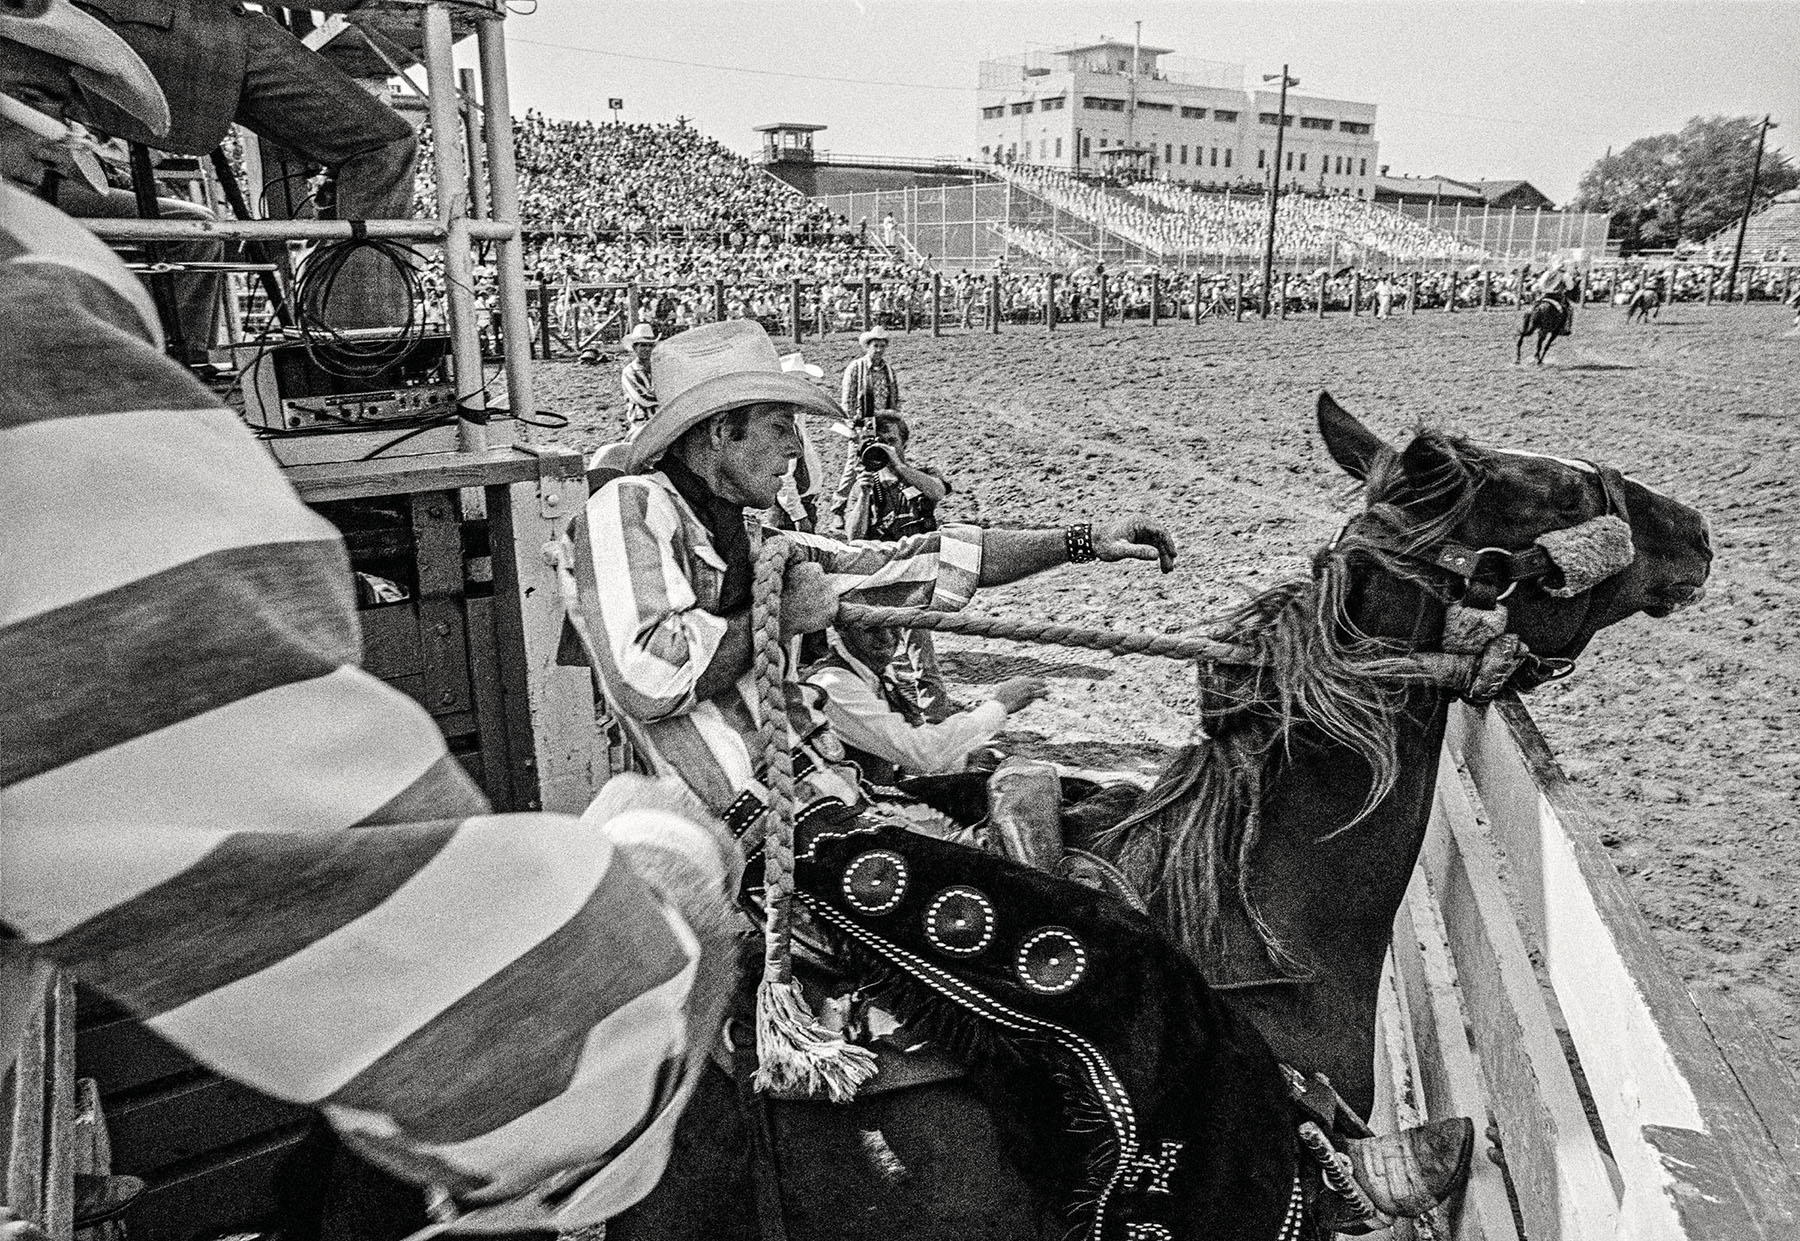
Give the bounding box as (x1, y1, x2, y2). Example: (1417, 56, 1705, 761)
(487, 1, 1798, 205)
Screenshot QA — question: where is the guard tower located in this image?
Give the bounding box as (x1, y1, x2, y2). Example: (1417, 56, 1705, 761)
(756, 121, 826, 165)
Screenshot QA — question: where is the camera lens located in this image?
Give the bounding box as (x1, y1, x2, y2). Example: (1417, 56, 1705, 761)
(859, 443, 889, 470)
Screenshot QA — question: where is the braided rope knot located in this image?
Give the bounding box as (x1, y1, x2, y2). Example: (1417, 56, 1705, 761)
(749, 535, 877, 1101)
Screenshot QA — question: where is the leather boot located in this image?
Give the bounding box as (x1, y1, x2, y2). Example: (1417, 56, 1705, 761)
(1343, 1116, 1475, 1217)
(984, 758, 1063, 873)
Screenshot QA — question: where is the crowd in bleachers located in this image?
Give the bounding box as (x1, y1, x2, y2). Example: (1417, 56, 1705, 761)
(996, 164, 1487, 265)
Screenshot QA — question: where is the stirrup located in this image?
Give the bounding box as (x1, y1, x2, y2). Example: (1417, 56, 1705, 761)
(1342, 1116, 1475, 1217)
(985, 758, 1064, 872)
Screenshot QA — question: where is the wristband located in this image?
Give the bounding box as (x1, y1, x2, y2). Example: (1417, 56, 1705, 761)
(1064, 522, 1096, 564)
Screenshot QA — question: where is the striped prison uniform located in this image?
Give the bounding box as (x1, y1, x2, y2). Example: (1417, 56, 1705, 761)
(581, 471, 983, 831)
(620, 357, 656, 435)
(0, 181, 739, 1233)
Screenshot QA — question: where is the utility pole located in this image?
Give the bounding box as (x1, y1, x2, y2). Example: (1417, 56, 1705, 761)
(1127, 22, 1141, 177)
(1260, 65, 1297, 319)
(1726, 115, 1775, 296)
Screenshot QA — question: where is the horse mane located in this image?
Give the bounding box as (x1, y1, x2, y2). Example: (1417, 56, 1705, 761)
(1090, 429, 1486, 975)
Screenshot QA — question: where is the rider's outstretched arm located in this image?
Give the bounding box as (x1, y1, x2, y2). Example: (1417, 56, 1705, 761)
(978, 514, 1178, 586)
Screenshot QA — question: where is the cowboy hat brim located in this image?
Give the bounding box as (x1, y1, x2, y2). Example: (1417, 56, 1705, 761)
(629, 371, 843, 471)
(0, 0, 170, 137)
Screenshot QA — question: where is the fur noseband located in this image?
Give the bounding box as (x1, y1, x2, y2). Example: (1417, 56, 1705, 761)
(1534, 513, 1635, 597)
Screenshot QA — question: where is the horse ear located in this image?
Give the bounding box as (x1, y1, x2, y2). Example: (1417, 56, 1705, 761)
(1316, 392, 1386, 481)
(1398, 432, 1462, 484)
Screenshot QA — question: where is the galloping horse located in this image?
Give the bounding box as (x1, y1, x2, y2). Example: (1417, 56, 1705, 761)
(1516, 290, 1574, 364)
(1625, 284, 1662, 324)
(610, 395, 1712, 1239)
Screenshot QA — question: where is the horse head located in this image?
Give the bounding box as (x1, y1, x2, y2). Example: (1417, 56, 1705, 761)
(1084, 392, 1713, 1117)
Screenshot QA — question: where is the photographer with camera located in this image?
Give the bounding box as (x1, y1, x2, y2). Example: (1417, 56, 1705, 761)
(844, 412, 953, 718)
(829, 324, 900, 530)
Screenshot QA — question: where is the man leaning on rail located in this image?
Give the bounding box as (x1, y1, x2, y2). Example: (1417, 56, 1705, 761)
(0, 6, 741, 1238)
(576, 318, 1179, 855)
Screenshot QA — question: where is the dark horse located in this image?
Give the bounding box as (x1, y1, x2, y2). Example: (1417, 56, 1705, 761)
(1515, 290, 1574, 364)
(611, 396, 1712, 1239)
(1625, 285, 1661, 324)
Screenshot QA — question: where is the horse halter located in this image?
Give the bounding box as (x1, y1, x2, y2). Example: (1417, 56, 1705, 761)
(1350, 460, 1637, 702)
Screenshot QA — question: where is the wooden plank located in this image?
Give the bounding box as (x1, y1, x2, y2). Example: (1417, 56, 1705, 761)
(107, 1078, 310, 1178)
(486, 472, 602, 813)
(41, 976, 74, 1241)
(128, 1126, 314, 1241)
(1450, 699, 1800, 1238)
(283, 442, 567, 505)
(463, 593, 517, 809)
(1390, 877, 1521, 1241)
(358, 604, 422, 682)
(4, 975, 48, 1227)
(410, 492, 474, 717)
(1422, 750, 1623, 1241)
(1689, 986, 1800, 1181)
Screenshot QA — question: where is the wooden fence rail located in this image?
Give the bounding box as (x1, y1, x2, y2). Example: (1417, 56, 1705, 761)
(1377, 695, 1800, 1240)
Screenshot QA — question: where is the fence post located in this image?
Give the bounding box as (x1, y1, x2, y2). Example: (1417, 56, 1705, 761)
(1279, 273, 1289, 320)
(1149, 273, 1161, 326)
(930, 272, 941, 337)
(1193, 272, 1204, 324)
(904, 282, 915, 332)
(1410, 271, 1420, 315)
(1482, 270, 1492, 310)
(1098, 269, 1109, 328)
(790, 279, 803, 344)
(989, 274, 1001, 334)
(534, 284, 550, 359)
(1234, 273, 1244, 320)
(572, 297, 582, 350)
(1705, 268, 1715, 305)
(1316, 270, 1327, 319)
(1352, 271, 1362, 317)
(1046, 272, 1057, 331)
(626, 282, 640, 327)
(712, 279, 726, 323)
(1446, 269, 1457, 313)
(861, 277, 873, 330)
(1740, 265, 1752, 304)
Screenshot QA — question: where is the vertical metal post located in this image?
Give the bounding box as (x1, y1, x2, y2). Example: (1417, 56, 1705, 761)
(713, 278, 726, 322)
(1316, 270, 1326, 318)
(1046, 271, 1057, 330)
(1278, 273, 1288, 319)
(1150, 272, 1161, 326)
(425, 4, 485, 450)
(1260, 64, 1291, 319)
(1705, 269, 1715, 304)
(790, 279, 803, 344)
(930, 272, 941, 336)
(534, 284, 550, 358)
(1234, 273, 1244, 320)
(988, 274, 1001, 333)
(1446, 269, 1457, 312)
(1098, 269, 1109, 328)
(1409, 270, 1420, 314)
(625, 283, 640, 327)
(1352, 270, 1362, 316)
(458, 68, 486, 219)
(1193, 272, 1204, 324)
(477, 17, 536, 425)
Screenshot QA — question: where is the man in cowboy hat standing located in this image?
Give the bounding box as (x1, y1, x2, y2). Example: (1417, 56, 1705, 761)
(581, 319, 1177, 844)
(830, 323, 900, 529)
(620, 320, 658, 437)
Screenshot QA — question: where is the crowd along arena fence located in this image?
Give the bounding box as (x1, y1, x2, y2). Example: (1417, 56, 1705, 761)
(510, 260, 1800, 358)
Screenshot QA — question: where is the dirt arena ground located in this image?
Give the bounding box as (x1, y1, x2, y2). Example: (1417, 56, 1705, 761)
(537, 301, 1800, 1076)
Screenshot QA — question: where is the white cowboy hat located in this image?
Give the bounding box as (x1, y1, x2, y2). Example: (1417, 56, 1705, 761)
(624, 322, 657, 346)
(858, 326, 890, 344)
(779, 351, 825, 382)
(629, 321, 843, 471)
(0, 0, 169, 139)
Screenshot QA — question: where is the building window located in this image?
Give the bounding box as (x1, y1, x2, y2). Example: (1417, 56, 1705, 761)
(1140, 101, 1173, 113)
(1286, 150, 1294, 171)
(1040, 139, 1047, 159)
(1359, 158, 1367, 175)
(981, 105, 1003, 120)
(1008, 143, 1016, 158)
(1208, 147, 1217, 166)
(1257, 149, 1266, 169)
(1341, 121, 1372, 135)
(1258, 112, 1294, 127)
(1055, 137, 1063, 158)
(1083, 96, 1125, 112)
(1298, 153, 1306, 171)
(1299, 117, 1333, 130)
(1224, 148, 1232, 168)
(1010, 101, 1034, 115)
(1180, 106, 1206, 119)
(1179, 144, 1188, 164)
(1165, 142, 1173, 163)
(1041, 96, 1066, 111)
(1214, 109, 1238, 122)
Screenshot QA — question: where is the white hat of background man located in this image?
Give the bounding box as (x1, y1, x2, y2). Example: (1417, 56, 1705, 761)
(0, 0, 170, 143)
(624, 322, 657, 346)
(858, 325, 889, 345)
(629, 320, 843, 471)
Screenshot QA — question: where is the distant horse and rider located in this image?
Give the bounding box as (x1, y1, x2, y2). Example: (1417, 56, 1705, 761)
(1624, 282, 1662, 325)
(1515, 260, 1582, 365)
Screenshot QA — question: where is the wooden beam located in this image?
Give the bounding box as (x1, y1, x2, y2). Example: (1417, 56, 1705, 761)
(1449, 699, 1800, 1238)
(1422, 750, 1623, 1241)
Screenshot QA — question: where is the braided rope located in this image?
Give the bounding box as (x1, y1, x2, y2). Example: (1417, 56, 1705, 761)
(750, 535, 803, 987)
(836, 603, 1261, 665)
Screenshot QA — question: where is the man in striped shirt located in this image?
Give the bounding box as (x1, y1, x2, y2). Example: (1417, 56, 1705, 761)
(583, 320, 1177, 840)
(1, 12, 741, 1233)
